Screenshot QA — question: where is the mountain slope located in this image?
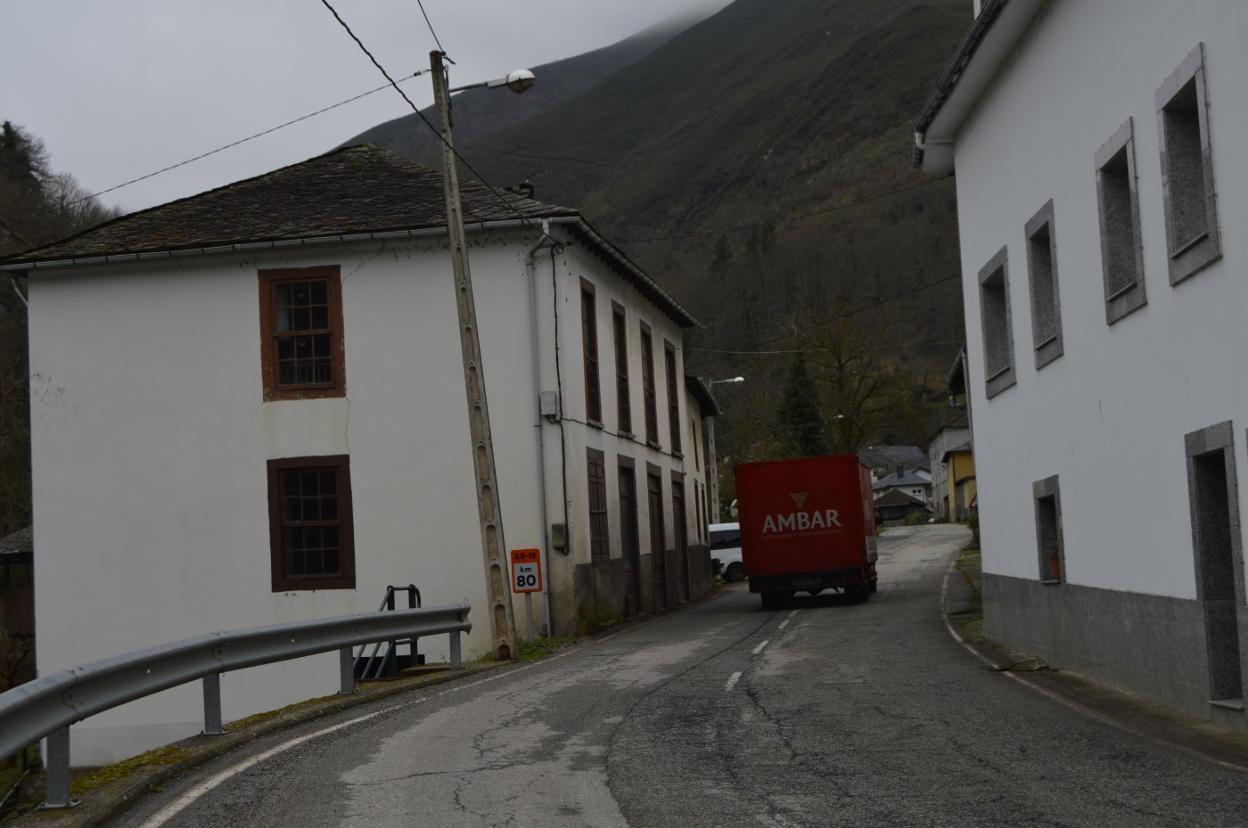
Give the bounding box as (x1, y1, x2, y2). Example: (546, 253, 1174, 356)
(347, 0, 970, 433)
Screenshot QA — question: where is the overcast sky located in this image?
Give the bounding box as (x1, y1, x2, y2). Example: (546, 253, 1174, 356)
(3, 0, 723, 213)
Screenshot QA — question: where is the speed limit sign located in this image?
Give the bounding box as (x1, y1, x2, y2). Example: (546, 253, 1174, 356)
(510, 548, 543, 593)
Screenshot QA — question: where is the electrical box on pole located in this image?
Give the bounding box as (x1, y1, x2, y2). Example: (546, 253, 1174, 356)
(430, 50, 518, 660)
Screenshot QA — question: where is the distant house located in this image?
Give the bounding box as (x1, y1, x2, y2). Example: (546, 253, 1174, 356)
(872, 467, 932, 505)
(859, 445, 930, 481)
(915, 1, 1248, 728)
(873, 489, 930, 524)
(0, 145, 714, 763)
(929, 425, 975, 521)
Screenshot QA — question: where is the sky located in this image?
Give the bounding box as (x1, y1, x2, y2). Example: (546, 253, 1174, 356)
(3, 0, 724, 213)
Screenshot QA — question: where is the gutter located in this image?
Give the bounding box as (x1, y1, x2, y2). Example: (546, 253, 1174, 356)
(912, 0, 1047, 173)
(2, 215, 698, 330)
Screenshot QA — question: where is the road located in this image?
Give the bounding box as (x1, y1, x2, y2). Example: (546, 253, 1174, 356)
(119, 525, 1248, 827)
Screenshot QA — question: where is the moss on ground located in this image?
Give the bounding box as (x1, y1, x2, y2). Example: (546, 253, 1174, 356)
(69, 744, 192, 797)
(517, 636, 576, 662)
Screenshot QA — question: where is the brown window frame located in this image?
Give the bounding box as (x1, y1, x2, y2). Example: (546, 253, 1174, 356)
(587, 448, 610, 564)
(259, 265, 346, 401)
(581, 280, 602, 425)
(664, 340, 682, 456)
(640, 322, 659, 446)
(612, 303, 632, 434)
(267, 455, 356, 592)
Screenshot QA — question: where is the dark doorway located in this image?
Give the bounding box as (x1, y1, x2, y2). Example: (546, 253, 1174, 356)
(648, 470, 667, 611)
(619, 462, 642, 617)
(673, 476, 690, 602)
(1191, 448, 1244, 702)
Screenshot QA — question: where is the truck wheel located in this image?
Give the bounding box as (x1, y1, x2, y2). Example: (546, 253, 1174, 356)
(725, 562, 745, 582)
(868, 579, 878, 594)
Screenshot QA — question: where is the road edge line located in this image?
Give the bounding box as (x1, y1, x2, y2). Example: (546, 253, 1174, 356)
(939, 549, 1248, 776)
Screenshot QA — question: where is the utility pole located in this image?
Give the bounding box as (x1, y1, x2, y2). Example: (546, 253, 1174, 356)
(706, 416, 720, 521)
(430, 50, 518, 660)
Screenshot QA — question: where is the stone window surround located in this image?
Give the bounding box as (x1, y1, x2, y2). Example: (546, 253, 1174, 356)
(1033, 475, 1064, 585)
(978, 246, 1016, 400)
(1156, 42, 1221, 286)
(1094, 118, 1148, 326)
(1183, 421, 1247, 706)
(1024, 200, 1063, 370)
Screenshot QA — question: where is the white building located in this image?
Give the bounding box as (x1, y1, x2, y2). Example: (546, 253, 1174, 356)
(916, 1, 1248, 726)
(2, 145, 716, 763)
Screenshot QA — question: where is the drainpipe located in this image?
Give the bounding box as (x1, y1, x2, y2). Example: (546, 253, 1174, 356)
(527, 221, 558, 636)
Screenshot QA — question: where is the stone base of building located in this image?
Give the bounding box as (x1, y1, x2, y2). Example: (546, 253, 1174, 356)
(982, 573, 1248, 730)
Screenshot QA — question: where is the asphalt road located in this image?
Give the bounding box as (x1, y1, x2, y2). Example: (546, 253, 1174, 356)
(118, 525, 1248, 827)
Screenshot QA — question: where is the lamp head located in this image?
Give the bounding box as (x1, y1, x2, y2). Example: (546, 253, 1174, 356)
(504, 69, 536, 94)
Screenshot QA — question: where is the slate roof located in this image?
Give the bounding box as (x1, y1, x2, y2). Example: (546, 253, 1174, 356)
(859, 445, 930, 472)
(0, 526, 32, 558)
(873, 489, 929, 508)
(684, 376, 721, 417)
(4, 145, 577, 265)
(873, 470, 932, 491)
(0, 144, 697, 327)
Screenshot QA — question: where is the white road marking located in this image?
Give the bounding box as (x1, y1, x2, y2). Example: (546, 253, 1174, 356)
(142, 626, 635, 827)
(724, 671, 743, 692)
(787, 610, 798, 619)
(777, 620, 790, 630)
(938, 551, 1248, 776)
(752, 639, 770, 655)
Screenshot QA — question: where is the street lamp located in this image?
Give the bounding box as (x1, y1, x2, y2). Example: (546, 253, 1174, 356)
(429, 51, 537, 660)
(701, 376, 745, 521)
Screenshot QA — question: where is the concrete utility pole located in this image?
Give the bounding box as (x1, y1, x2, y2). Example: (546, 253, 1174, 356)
(430, 50, 518, 660)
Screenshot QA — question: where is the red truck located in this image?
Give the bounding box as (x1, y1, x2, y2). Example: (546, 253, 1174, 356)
(734, 455, 878, 610)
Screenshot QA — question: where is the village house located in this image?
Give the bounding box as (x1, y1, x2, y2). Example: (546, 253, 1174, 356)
(916, 0, 1248, 727)
(929, 424, 975, 522)
(0, 145, 715, 763)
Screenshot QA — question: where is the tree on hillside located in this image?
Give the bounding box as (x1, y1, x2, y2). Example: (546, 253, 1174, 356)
(776, 352, 827, 458)
(0, 120, 120, 536)
(802, 310, 925, 455)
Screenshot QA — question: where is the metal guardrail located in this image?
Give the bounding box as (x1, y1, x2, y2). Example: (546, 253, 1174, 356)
(0, 603, 471, 809)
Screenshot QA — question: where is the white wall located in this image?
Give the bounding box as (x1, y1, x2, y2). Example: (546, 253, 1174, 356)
(27, 233, 550, 763)
(953, 0, 1248, 597)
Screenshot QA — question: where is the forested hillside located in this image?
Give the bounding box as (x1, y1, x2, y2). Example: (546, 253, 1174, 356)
(348, 0, 970, 454)
(0, 122, 120, 536)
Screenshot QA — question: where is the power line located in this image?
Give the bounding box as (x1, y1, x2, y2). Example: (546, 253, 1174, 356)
(687, 272, 963, 373)
(71, 72, 426, 206)
(317, 0, 557, 245)
(415, 0, 445, 53)
(617, 174, 954, 244)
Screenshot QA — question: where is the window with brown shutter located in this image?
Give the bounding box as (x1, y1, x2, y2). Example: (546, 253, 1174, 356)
(613, 304, 631, 434)
(581, 281, 602, 424)
(664, 341, 681, 456)
(259, 266, 346, 401)
(640, 324, 659, 446)
(267, 455, 355, 591)
(587, 448, 609, 564)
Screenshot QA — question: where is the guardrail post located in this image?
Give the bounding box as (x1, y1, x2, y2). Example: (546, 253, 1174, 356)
(339, 646, 355, 695)
(449, 630, 462, 669)
(203, 674, 224, 735)
(40, 727, 77, 810)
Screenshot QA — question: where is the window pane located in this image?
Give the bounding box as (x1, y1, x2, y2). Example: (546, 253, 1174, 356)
(311, 280, 328, 305)
(292, 308, 311, 331)
(301, 471, 320, 495)
(322, 496, 338, 520)
(292, 283, 310, 305)
(312, 307, 329, 330)
(283, 495, 301, 522)
(324, 548, 340, 575)
(277, 337, 294, 359)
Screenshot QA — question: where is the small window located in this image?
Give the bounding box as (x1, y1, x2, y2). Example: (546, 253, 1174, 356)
(587, 448, 609, 564)
(640, 323, 659, 446)
(1033, 475, 1064, 584)
(664, 341, 682, 456)
(613, 305, 631, 434)
(1095, 119, 1147, 324)
(1157, 43, 1220, 284)
(259, 266, 345, 401)
(1025, 200, 1063, 369)
(581, 281, 602, 425)
(268, 455, 355, 591)
(978, 247, 1015, 399)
